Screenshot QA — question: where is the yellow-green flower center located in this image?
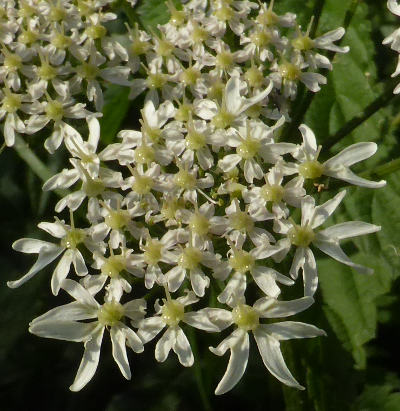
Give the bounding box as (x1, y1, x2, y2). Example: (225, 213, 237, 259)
(101, 255, 126, 278)
(237, 137, 260, 159)
(216, 51, 234, 70)
(85, 24, 107, 39)
(162, 300, 185, 326)
(169, 10, 185, 26)
(250, 31, 272, 47)
(18, 29, 38, 44)
(51, 33, 72, 49)
(38, 63, 57, 80)
(178, 247, 203, 270)
(245, 67, 264, 88)
(161, 198, 182, 220)
(143, 240, 162, 265)
(105, 209, 131, 230)
(257, 10, 279, 26)
(49, 6, 66, 21)
(212, 110, 234, 129)
(229, 211, 254, 232)
(82, 177, 105, 197)
(189, 212, 210, 236)
(45, 100, 64, 121)
(260, 184, 284, 203)
(174, 169, 196, 189)
(2, 92, 22, 113)
(175, 103, 193, 122)
(191, 25, 208, 44)
(76, 63, 99, 80)
(181, 67, 201, 86)
(287, 224, 315, 247)
(156, 39, 174, 57)
(279, 63, 301, 81)
(298, 160, 324, 179)
(132, 175, 154, 195)
(146, 73, 167, 90)
(131, 39, 150, 55)
(214, 5, 234, 21)
(292, 35, 315, 51)
(61, 229, 85, 249)
(134, 145, 155, 164)
(208, 81, 224, 100)
(232, 304, 259, 331)
(4, 53, 22, 71)
(185, 130, 206, 150)
(229, 250, 255, 273)
(97, 301, 124, 326)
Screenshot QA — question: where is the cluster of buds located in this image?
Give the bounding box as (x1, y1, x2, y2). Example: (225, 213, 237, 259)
(4, 0, 386, 395)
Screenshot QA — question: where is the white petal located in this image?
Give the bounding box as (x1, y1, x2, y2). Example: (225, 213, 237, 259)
(61, 279, 100, 307)
(319, 221, 381, 241)
(253, 329, 304, 389)
(324, 167, 386, 188)
(32, 301, 97, 322)
(70, 326, 105, 391)
(51, 249, 73, 295)
(213, 330, 249, 395)
(155, 326, 175, 362)
(29, 319, 98, 342)
(263, 321, 326, 340)
(251, 266, 281, 298)
(120, 323, 144, 353)
(314, 239, 373, 274)
(324, 142, 377, 168)
(184, 308, 232, 332)
(7, 246, 64, 289)
(218, 154, 242, 172)
(12, 238, 53, 253)
(255, 296, 314, 318)
(173, 327, 194, 367)
(111, 325, 131, 379)
(310, 190, 346, 229)
(303, 247, 318, 297)
(137, 316, 165, 343)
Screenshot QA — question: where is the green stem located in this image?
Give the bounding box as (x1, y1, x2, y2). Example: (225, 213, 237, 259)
(13, 134, 67, 198)
(361, 157, 400, 178)
(323, 85, 398, 151)
(0, 142, 6, 155)
(187, 328, 212, 411)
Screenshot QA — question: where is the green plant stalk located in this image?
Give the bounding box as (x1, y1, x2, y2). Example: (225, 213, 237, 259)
(323, 86, 398, 151)
(187, 327, 212, 411)
(13, 134, 67, 198)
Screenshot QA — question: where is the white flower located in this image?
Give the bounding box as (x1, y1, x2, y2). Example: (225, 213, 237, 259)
(29, 279, 146, 391)
(217, 235, 293, 305)
(195, 76, 273, 130)
(244, 164, 305, 219)
(8, 212, 104, 295)
(208, 296, 325, 395)
(137, 289, 221, 367)
(217, 118, 296, 183)
(274, 192, 381, 296)
(286, 124, 386, 188)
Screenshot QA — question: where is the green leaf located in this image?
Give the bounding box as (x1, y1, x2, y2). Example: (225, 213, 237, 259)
(136, 0, 181, 30)
(352, 374, 400, 411)
(99, 85, 132, 145)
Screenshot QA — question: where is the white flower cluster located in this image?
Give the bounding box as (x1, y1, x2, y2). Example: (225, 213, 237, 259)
(5, 0, 386, 395)
(0, 0, 138, 149)
(384, 0, 400, 93)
